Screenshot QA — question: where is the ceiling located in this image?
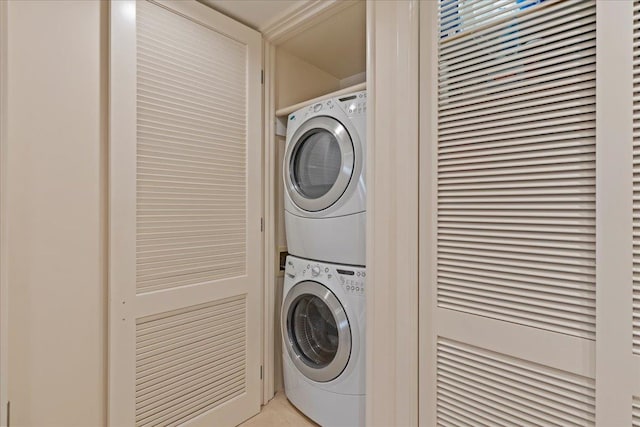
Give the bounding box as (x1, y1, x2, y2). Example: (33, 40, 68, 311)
(199, 0, 301, 31)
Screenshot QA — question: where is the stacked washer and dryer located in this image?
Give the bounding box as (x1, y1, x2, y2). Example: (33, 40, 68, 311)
(281, 90, 367, 427)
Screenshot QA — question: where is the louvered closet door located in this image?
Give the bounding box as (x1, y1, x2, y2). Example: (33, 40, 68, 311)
(423, 0, 598, 425)
(109, 1, 262, 426)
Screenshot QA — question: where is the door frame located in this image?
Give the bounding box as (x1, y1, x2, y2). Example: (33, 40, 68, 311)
(0, 1, 8, 424)
(365, 1, 420, 425)
(595, 1, 636, 424)
(418, 2, 437, 425)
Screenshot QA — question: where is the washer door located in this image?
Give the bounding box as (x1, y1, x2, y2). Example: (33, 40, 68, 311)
(282, 281, 351, 382)
(284, 116, 354, 212)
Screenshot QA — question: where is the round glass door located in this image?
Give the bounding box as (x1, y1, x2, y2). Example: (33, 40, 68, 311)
(285, 116, 354, 212)
(283, 281, 351, 382)
(291, 130, 342, 200)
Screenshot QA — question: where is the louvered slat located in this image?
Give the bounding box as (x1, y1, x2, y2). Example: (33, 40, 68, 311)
(439, 0, 548, 41)
(437, 0, 596, 340)
(633, 0, 640, 355)
(436, 339, 595, 427)
(135, 295, 247, 427)
(633, 396, 640, 427)
(136, 0, 247, 294)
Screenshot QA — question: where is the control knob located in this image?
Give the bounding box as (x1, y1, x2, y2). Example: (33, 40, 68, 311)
(311, 266, 321, 277)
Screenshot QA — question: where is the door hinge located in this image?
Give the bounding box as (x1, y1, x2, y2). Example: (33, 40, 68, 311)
(261, 217, 264, 232)
(261, 70, 264, 84)
(260, 365, 263, 380)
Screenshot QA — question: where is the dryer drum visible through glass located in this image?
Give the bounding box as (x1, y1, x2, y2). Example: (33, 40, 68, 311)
(284, 116, 355, 212)
(282, 280, 352, 383)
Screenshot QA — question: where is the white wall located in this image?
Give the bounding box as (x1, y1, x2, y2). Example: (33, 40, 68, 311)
(275, 49, 340, 110)
(6, 1, 107, 425)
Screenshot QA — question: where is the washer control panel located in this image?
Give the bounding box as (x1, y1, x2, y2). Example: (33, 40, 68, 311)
(337, 268, 365, 296)
(288, 259, 366, 297)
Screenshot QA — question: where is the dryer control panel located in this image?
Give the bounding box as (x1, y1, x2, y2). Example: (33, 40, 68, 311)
(289, 90, 367, 123)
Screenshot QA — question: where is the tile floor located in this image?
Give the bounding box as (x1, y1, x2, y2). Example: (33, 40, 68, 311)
(239, 391, 318, 427)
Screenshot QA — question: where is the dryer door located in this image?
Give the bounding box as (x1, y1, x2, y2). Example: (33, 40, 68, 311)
(284, 116, 354, 212)
(282, 280, 351, 382)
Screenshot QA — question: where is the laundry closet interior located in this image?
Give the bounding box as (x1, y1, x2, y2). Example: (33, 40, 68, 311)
(262, 0, 366, 392)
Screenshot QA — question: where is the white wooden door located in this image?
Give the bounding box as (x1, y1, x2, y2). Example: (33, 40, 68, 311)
(421, 0, 598, 424)
(109, 1, 262, 426)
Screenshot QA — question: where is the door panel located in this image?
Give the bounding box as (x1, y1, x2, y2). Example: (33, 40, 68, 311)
(421, 0, 597, 425)
(110, 1, 262, 426)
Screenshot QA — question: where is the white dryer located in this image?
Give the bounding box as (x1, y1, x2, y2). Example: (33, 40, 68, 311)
(281, 255, 365, 427)
(283, 90, 366, 266)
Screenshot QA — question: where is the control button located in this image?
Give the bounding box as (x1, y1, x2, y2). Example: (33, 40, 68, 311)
(325, 268, 329, 273)
(356, 272, 361, 277)
(362, 272, 366, 277)
(314, 103, 323, 112)
(286, 263, 296, 278)
(356, 287, 360, 291)
(311, 266, 321, 277)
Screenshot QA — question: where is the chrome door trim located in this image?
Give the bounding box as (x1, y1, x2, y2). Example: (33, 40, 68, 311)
(282, 280, 352, 383)
(284, 116, 354, 212)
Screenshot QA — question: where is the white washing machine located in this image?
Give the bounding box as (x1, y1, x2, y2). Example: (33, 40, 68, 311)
(283, 90, 366, 266)
(281, 255, 365, 427)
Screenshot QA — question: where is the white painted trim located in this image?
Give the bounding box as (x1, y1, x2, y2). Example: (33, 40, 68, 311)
(108, 1, 138, 423)
(262, 0, 358, 45)
(258, 0, 313, 33)
(418, 1, 438, 425)
(262, 39, 277, 405)
(365, 1, 419, 425)
(595, 1, 635, 424)
(0, 1, 8, 425)
(275, 82, 366, 117)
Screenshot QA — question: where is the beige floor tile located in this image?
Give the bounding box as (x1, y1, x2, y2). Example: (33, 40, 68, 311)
(239, 391, 318, 427)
